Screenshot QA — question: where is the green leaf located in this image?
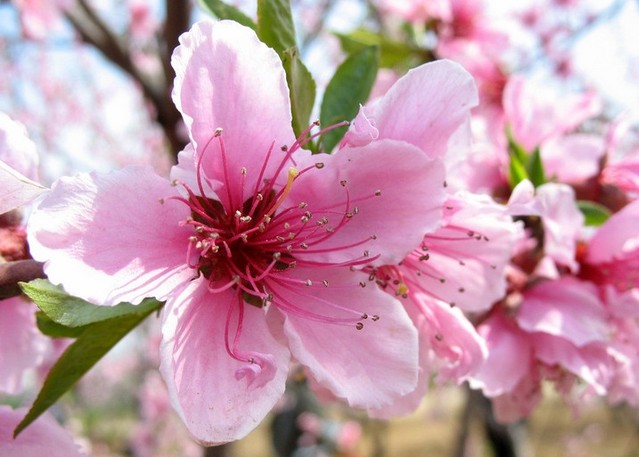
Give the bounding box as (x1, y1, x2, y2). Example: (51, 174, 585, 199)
(525, 147, 547, 187)
(197, 0, 256, 30)
(282, 48, 317, 140)
(506, 125, 528, 165)
(335, 29, 424, 69)
(257, 0, 296, 55)
(320, 46, 379, 153)
(508, 153, 529, 189)
(14, 294, 162, 437)
(256, 0, 316, 141)
(21, 278, 157, 327)
(35, 311, 87, 338)
(578, 201, 612, 227)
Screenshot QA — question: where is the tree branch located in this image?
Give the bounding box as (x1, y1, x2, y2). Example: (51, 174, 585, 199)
(0, 260, 45, 299)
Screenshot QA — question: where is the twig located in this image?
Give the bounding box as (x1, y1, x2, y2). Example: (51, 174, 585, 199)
(0, 259, 45, 299)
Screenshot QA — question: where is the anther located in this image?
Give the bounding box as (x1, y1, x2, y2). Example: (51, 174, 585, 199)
(371, 315, 380, 321)
(214, 128, 223, 137)
(370, 234, 377, 240)
(315, 162, 325, 169)
(241, 167, 247, 176)
(419, 254, 430, 261)
(375, 189, 382, 196)
(359, 282, 366, 288)
(322, 280, 329, 287)
(299, 202, 308, 209)
(300, 243, 309, 249)
(356, 322, 364, 330)
(306, 279, 313, 286)
(340, 180, 347, 187)
(361, 313, 368, 319)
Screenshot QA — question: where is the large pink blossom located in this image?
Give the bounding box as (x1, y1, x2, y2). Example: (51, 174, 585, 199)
(0, 406, 87, 457)
(25, 20, 464, 444)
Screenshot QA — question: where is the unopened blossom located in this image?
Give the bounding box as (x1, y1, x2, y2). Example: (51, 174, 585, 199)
(0, 406, 87, 457)
(26, 20, 459, 444)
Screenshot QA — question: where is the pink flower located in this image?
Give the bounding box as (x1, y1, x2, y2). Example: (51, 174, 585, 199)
(508, 181, 584, 271)
(503, 76, 602, 152)
(11, 0, 72, 40)
(470, 277, 616, 422)
(0, 406, 87, 456)
(26, 20, 457, 444)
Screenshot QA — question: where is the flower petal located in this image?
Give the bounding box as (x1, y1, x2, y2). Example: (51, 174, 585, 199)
(266, 267, 419, 410)
(160, 278, 290, 445)
(0, 297, 49, 395)
(468, 311, 533, 397)
(0, 406, 87, 457)
(517, 278, 610, 347)
(367, 59, 478, 159)
(0, 160, 46, 215)
(27, 166, 194, 305)
(171, 20, 295, 206)
(290, 139, 446, 266)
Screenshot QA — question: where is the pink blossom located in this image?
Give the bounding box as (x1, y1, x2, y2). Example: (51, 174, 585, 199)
(11, 0, 72, 41)
(24, 20, 464, 444)
(375, 0, 450, 24)
(0, 406, 87, 457)
(470, 278, 617, 421)
(508, 181, 584, 271)
(503, 76, 602, 152)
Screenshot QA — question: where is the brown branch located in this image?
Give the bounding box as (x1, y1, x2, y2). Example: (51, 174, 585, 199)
(64, 1, 188, 159)
(0, 260, 45, 299)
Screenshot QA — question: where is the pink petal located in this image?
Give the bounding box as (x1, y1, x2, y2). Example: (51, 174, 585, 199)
(0, 161, 46, 215)
(531, 333, 614, 395)
(27, 166, 194, 305)
(587, 199, 639, 264)
(415, 296, 487, 383)
(267, 267, 419, 410)
(541, 133, 605, 182)
(0, 406, 87, 457)
(536, 183, 583, 271)
(367, 59, 478, 159)
(0, 297, 49, 395)
(503, 76, 601, 150)
(517, 278, 610, 347)
(289, 139, 446, 266)
(0, 113, 39, 181)
(160, 278, 290, 445)
(413, 192, 521, 313)
(468, 311, 534, 397)
(171, 20, 295, 207)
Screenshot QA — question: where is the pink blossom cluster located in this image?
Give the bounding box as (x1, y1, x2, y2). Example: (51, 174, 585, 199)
(1, 0, 638, 452)
(372, 0, 639, 424)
